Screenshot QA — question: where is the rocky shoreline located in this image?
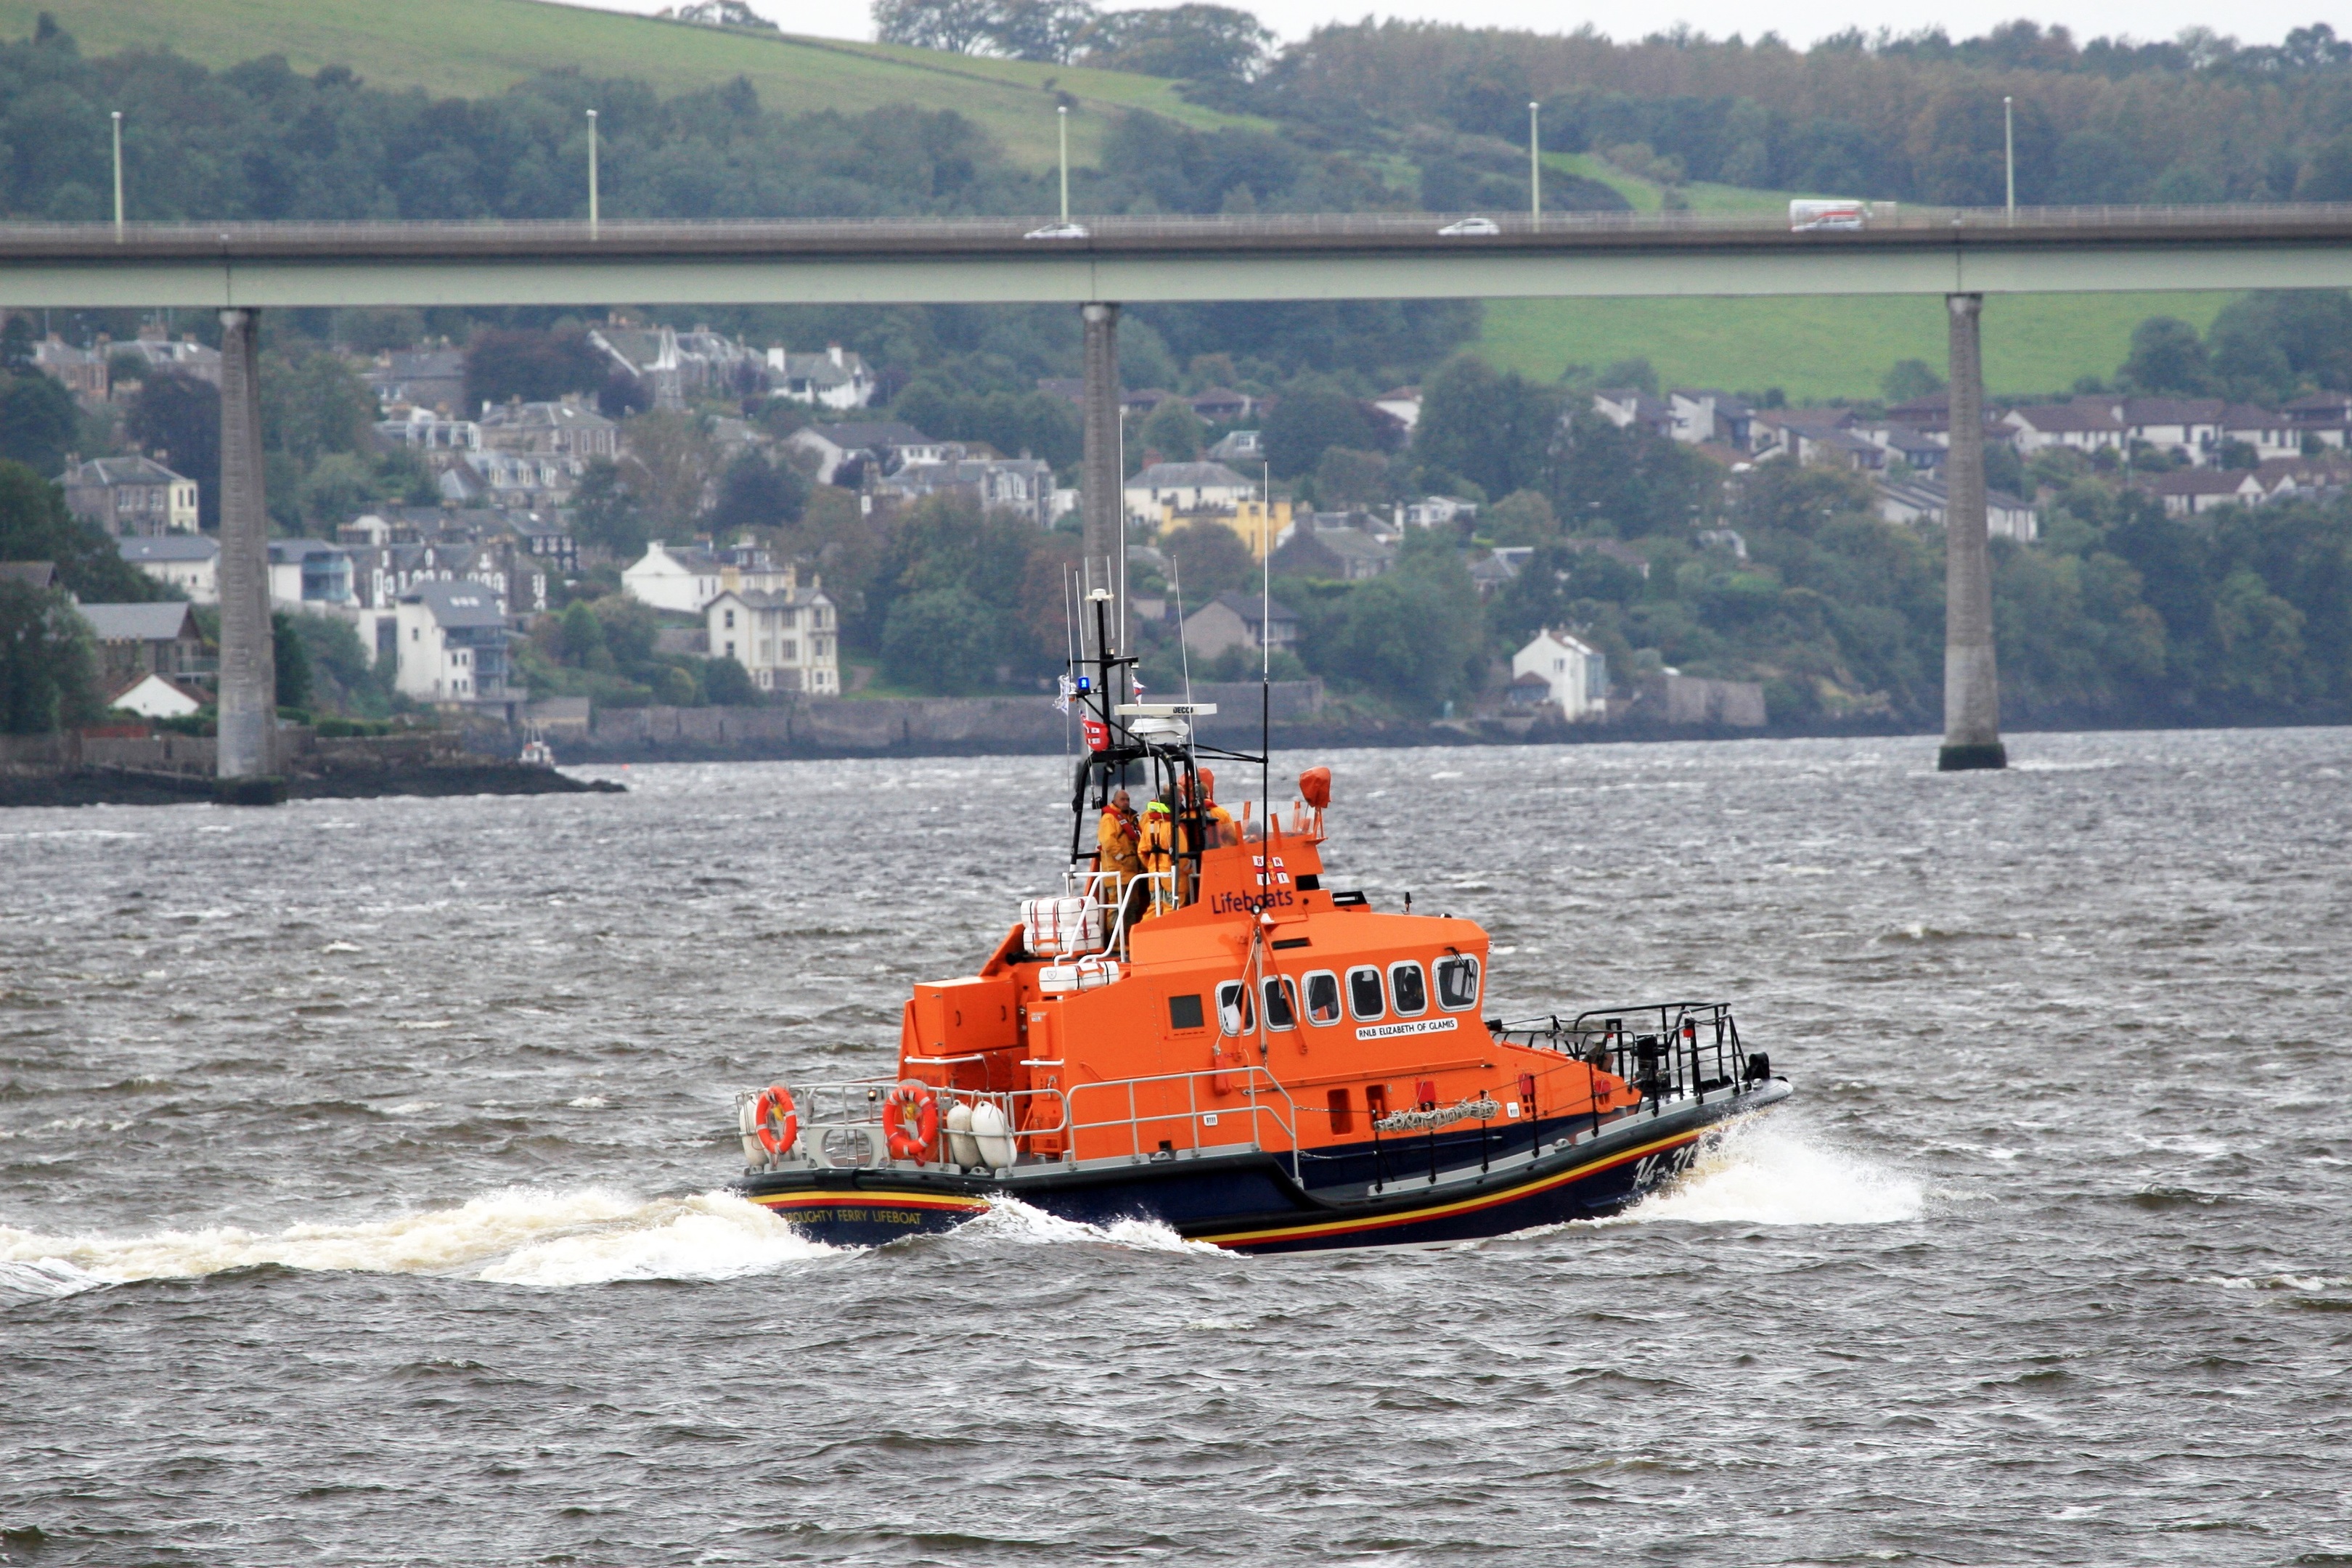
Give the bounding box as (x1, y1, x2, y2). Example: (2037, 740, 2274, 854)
(0, 762, 623, 809)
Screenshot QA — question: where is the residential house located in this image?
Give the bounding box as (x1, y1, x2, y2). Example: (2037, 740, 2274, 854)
(1207, 429, 1264, 465)
(457, 449, 583, 510)
(1122, 388, 1176, 417)
(0, 561, 58, 591)
(1559, 536, 1653, 576)
(705, 573, 839, 694)
(2112, 397, 2226, 462)
(506, 513, 578, 576)
(375, 409, 482, 454)
(33, 336, 107, 399)
(477, 397, 619, 460)
(118, 534, 220, 603)
(1790, 426, 1887, 472)
(394, 579, 512, 703)
(365, 348, 466, 414)
(2002, 403, 2125, 455)
(878, 455, 1064, 527)
(1269, 521, 1394, 581)
(1749, 406, 1859, 460)
(62, 456, 200, 536)
(77, 602, 211, 689)
(1668, 390, 1755, 448)
(1591, 388, 1675, 437)
(1035, 377, 1085, 405)
(1157, 498, 1292, 560)
(2282, 391, 2352, 449)
(2138, 469, 2270, 516)
(783, 422, 948, 485)
(621, 539, 796, 613)
(1188, 387, 1257, 422)
(2217, 404, 2300, 464)
(1509, 628, 1609, 722)
(268, 539, 355, 610)
(766, 343, 877, 409)
(590, 324, 761, 409)
(1874, 478, 2039, 540)
(1857, 423, 1945, 475)
(1124, 461, 1254, 523)
(105, 672, 205, 720)
(1372, 387, 1422, 432)
(1182, 592, 1299, 659)
(1400, 494, 1478, 530)
(1468, 552, 1519, 595)
(105, 331, 222, 389)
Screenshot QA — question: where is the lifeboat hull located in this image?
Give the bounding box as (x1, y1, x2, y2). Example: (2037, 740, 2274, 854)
(736, 1078, 1788, 1256)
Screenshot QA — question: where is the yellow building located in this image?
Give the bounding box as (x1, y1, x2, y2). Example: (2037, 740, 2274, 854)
(1155, 497, 1294, 560)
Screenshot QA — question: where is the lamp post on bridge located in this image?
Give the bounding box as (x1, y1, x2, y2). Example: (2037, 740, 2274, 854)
(587, 110, 600, 237)
(1058, 104, 1070, 224)
(1529, 101, 1540, 227)
(110, 111, 123, 241)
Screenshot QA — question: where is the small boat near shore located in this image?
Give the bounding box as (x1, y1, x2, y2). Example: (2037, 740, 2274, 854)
(730, 592, 1788, 1254)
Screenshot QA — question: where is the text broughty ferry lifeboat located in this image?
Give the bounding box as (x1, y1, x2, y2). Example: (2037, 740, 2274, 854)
(732, 590, 1791, 1254)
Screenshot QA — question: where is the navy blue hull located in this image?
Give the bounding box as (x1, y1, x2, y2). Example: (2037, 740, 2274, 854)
(736, 1080, 1785, 1255)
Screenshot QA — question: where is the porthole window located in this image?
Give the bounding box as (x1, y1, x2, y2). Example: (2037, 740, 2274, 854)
(1346, 965, 1384, 1022)
(1215, 980, 1254, 1036)
(1389, 962, 1428, 1017)
(1434, 955, 1480, 1012)
(1302, 971, 1342, 1026)
(1262, 976, 1299, 1030)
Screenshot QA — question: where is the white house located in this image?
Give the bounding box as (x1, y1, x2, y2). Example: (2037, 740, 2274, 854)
(1874, 478, 2039, 541)
(62, 455, 200, 536)
(1123, 462, 1254, 523)
(267, 539, 354, 609)
(118, 534, 220, 604)
(2002, 404, 2126, 455)
(394, 579, 512, 703)
(706, 574, 839, 695)
(766, 344, 877, 409)
(105, 672, 204, 719)
(1400, 494, 1478, 530)
(1511, 629, 1609, 722)
(374, 409, 482, 454)
(783, 422, 948, 485)
(623, 540, 797, 613)
(1372, 387, 1422, 431)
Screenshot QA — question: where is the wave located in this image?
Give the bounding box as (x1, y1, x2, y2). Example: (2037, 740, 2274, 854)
(948, 1194, 1215, 1254)
(0, 1188, 835, 1294)
(1614, 1119, 1925, 1228)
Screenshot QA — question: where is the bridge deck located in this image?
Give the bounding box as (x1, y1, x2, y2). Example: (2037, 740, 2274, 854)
(4, 205, 2350, 307)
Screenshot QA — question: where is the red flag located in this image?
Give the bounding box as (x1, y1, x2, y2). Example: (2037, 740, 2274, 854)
(1080, 716, 1110, 751)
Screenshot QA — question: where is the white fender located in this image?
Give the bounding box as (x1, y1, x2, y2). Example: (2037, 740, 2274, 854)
(971, 1101, 1014, 1170)
(946, 1100, 981, 1170)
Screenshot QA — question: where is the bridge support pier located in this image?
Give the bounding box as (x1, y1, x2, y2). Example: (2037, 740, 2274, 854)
(1081, 301, 1123, 645)
(215, 306, 279, 793)
(1940, 292, 2005, 772)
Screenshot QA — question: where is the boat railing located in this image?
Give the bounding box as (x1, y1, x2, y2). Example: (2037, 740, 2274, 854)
(1492, 1000, 1757, 1111)
(1044, 867, 1175, 960)
(748, 1062, 1299, 1177)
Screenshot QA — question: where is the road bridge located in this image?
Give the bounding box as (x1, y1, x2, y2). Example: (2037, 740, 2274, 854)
(13, 203, 2351, 788)
(4, 205, 2352, 308)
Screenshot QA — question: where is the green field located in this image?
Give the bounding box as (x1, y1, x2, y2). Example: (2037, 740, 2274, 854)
(0, 0, 1268, 168)
(1481, 292, 2237, 404)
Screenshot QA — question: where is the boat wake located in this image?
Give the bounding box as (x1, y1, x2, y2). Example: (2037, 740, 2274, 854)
(0, 1188, 836, 1299)
(944, 1195, 1220, 1254)
(1615, 1118, 1924, 1228)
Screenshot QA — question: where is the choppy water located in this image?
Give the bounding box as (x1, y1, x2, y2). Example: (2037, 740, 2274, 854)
(4, 730, 2349, 1564)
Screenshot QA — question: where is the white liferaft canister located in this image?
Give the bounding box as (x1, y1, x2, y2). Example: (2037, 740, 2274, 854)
(970, 1101, 1015, 1169)
(1038, 957, 1121, 995)
(1021, 895, 1102, 956)
(946, 1100, 981, 1169)
(737, 1093, 764, 1166)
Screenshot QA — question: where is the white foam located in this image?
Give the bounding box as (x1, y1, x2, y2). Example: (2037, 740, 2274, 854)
(1616, 1119, 1924, 1228)
(0, 1188, 833, 1291)
(955, 1195, 1214, 1254)
(0, 1257, 110, 1302)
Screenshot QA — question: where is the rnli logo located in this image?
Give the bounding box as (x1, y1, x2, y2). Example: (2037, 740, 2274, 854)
(1354, 1017, 1459, 1041)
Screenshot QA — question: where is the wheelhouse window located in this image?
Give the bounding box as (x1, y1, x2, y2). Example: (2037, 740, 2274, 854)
(1346, 965, 1384, 1021)
(1388, 962, 1428, 1016)
(1302, 971, 1342, 1026)
(1434, 955, 1480, 1011)
(1215, 981, 1254, 1036)
(1167, 993, 1205, 1032)
(1262, 976, 1299, 1030)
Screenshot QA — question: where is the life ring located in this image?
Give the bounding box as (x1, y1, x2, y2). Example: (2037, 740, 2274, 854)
(883, 1078, 939, 1163)
(752, 1084, 798, 1160)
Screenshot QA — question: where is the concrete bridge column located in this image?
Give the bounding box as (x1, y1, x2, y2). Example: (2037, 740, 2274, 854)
(1940, 293, 2006, 771)
(215, 307, 279, 788)
(1081, 301, 1122, 645)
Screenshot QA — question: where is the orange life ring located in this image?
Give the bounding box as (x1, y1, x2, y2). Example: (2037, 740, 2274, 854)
(753, 1084, 798, 1159)
(883, 1078, 940, 1163)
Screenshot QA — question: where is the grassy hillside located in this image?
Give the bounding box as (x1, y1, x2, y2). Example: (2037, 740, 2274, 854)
(0, 0, 1264, 168)
(1482, 292, 2237, 404)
